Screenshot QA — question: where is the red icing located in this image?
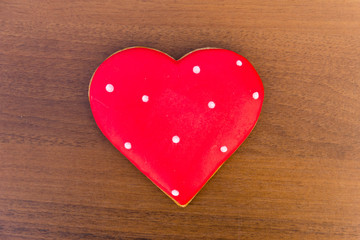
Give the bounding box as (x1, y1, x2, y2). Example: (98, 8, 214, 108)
(89, 47, 264, 206)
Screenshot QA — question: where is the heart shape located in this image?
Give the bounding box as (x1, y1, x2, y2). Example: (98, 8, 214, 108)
(89, 47, 263, 207)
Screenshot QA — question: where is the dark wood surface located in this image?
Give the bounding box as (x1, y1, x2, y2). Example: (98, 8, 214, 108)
(1, 1, 360, 239)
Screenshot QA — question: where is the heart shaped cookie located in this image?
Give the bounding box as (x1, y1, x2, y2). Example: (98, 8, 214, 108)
(89, 47, 264, 207)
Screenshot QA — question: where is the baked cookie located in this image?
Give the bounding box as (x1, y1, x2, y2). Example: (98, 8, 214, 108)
(89, 47, 264, 207)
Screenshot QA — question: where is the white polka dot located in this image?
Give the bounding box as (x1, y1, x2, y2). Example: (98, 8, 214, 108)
(172, 136, 180, 143)
(105, 84, 114, 92)
(142, 95, 149, 102)
(220, 146, 228, 153)
(208, 101, 215, 109)
(171, 190, 179, 196)
(193, 66, 200, 74)
(236, 60, 242, 66)
(252, 92, 259, 100)
(124, 142, 132, 149)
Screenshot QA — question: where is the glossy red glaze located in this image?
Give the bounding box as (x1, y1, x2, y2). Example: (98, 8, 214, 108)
(89, 47, 264, 206)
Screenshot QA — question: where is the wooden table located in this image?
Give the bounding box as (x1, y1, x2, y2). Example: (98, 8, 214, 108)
(1, 1, 359, 239)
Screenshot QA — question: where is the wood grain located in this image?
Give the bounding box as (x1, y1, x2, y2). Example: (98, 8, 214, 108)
(1, 0, 360, 239)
